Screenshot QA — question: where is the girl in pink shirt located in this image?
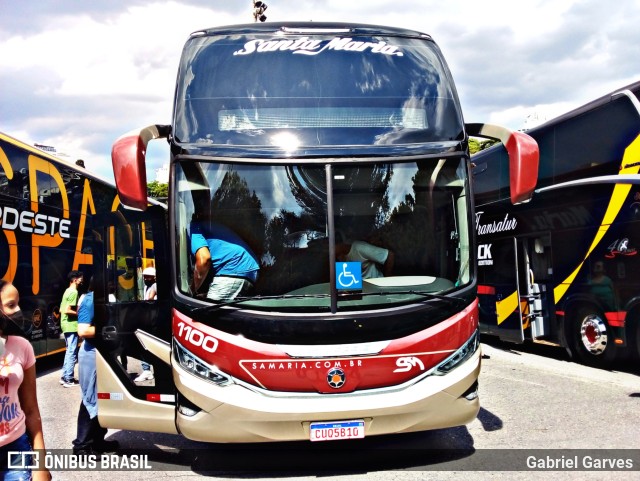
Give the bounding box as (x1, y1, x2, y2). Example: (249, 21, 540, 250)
(0, 280, 50, 481)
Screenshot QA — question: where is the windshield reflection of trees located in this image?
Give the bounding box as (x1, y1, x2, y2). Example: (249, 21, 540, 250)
(199, 162, 453, 296)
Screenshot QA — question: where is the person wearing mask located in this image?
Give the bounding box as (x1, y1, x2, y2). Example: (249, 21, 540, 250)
(72, 278, 119, 455)
(60, 270, 83, 387)
(142, 267, 157, 301)
(0, 280, 51, 481)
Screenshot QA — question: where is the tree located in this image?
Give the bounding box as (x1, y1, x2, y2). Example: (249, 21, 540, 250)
(469, 137, 499, 155)
(147, 181, 168, 199)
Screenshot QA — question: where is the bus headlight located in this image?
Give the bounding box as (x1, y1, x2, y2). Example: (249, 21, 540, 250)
(174, 340, 233, 386)
(434, 330, 479, 375)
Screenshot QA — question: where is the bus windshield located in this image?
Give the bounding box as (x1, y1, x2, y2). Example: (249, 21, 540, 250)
(175, 157, 471, 312)
(173, 31, 463, 148)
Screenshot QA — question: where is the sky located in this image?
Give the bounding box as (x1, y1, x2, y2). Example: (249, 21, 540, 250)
(2, 0, 640, 184)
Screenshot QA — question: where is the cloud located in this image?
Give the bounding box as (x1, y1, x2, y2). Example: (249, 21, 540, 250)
(1, 0, 640, 183)
(1, 1, 238, 180)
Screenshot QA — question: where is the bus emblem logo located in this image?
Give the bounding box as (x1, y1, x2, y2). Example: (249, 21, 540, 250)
(394, 356, 425, 373)
(327, 368, 346, 388)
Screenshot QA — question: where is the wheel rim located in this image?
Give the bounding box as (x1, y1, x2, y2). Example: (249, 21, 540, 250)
(579, 314, 608, 355)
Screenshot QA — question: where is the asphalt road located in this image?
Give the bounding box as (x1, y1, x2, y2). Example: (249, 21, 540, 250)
(30, 340, 640, 480)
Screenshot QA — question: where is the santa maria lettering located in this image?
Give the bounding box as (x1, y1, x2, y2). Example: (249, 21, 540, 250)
(475, 211, 518, 236)
(233, 37, 403, 57)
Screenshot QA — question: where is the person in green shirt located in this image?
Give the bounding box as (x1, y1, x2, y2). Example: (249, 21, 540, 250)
(60, 270, 83, 387)
(588, 261, 616, 309)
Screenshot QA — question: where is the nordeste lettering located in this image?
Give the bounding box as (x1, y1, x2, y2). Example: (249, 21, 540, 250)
(0, 205, 71, 238)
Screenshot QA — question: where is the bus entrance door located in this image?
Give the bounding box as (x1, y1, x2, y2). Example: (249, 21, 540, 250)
(93, 206, 177, 434)
(491, 237, 525, 343)
(516, 239, 545, 341)
(486, 236, 550, 344)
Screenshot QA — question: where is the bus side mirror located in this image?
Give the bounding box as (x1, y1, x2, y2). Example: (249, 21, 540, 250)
(111, 125, 171, 210)
(466, 123, 539, 204)
(504, 131, 539, 204)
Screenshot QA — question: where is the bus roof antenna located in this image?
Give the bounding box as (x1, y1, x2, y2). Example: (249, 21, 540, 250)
(253, 1, 267, 22)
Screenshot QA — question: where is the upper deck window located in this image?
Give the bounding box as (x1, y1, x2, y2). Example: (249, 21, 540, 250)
(174, 32, 463, 148)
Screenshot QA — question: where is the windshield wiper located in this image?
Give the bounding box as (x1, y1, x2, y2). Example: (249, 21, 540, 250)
(191, 290, 467, 314)
(353, 290, 468, 307)
(191, 293, 332, 314)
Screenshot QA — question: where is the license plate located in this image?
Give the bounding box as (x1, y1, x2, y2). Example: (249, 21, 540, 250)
(309, 420, 365, 442)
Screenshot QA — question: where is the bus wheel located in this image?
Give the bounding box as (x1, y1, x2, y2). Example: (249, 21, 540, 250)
(569, 307, 616, 368)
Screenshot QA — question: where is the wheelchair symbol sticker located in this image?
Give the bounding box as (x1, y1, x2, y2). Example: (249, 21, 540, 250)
(336, 262, 362, 290)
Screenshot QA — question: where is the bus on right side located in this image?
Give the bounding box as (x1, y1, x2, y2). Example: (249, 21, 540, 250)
(473, 80, 640, 369)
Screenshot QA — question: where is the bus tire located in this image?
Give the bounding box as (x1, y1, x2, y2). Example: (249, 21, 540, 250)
(568, 306, 616, 369)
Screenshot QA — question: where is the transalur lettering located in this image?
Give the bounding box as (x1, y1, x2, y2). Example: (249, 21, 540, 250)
(475, 211, 517, 235)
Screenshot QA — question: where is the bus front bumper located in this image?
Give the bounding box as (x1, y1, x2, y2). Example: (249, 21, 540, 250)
(173, 349, 481, 443)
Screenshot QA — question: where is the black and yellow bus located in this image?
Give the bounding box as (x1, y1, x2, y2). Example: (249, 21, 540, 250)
(473, 81, 640, 369)
(0, 131, 138, 357)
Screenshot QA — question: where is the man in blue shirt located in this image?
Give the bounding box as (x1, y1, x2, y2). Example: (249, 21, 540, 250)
(191, 222, 259, 301)
(72, 279, 118, 455)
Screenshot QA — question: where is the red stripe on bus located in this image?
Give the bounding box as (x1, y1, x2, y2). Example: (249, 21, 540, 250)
(605, 312, 626, 327)
(146, 394, 161, 402)
(477, 285, 495, 295)
(97, 393, 110, 399)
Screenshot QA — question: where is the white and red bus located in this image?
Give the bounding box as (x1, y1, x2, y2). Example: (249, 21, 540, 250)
(94, 22, 538, 442)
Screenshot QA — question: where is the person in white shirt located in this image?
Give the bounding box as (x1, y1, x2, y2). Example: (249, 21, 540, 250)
(142, 267, 157, 301)
(134, 267, 157, 382)
(335, 240, 394, 279)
